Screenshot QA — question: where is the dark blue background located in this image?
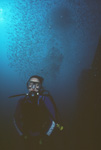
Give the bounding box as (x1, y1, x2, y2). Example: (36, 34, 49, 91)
(0, 0, 101, 149)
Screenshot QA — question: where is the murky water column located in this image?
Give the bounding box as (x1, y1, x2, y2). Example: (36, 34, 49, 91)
(0, 0, 101, 149)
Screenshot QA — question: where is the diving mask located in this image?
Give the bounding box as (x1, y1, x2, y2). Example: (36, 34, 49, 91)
(27, 81, 41, 90)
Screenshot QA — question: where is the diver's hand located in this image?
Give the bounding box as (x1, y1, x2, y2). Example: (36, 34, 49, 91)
(20, 134, 28, 140)
(23, 135, 28, 140)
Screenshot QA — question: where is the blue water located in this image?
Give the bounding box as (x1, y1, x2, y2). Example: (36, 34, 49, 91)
(0, 0, 101, 149)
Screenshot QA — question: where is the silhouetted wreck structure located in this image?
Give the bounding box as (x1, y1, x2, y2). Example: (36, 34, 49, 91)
(75, 37, 101, 150)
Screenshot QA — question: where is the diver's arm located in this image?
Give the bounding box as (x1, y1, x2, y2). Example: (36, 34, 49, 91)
(43, 95, 61, 123)
(13, 118, 23, 136)
(42, 96, 64, 132)
(13, 100, 24, 135)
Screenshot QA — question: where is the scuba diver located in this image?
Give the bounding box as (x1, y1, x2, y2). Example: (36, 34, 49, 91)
(10, 75, 65, 150)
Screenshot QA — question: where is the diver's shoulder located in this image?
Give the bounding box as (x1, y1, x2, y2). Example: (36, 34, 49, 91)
(40, 90, 53, 100)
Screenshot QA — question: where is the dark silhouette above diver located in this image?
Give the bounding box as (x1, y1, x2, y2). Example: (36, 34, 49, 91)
(9, 75, 65, 150)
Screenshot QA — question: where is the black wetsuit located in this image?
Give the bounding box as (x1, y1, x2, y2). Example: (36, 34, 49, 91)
(14, 94, 65, 150)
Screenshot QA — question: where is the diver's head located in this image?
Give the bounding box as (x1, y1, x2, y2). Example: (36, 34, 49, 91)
(27, 75, 44, 93)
